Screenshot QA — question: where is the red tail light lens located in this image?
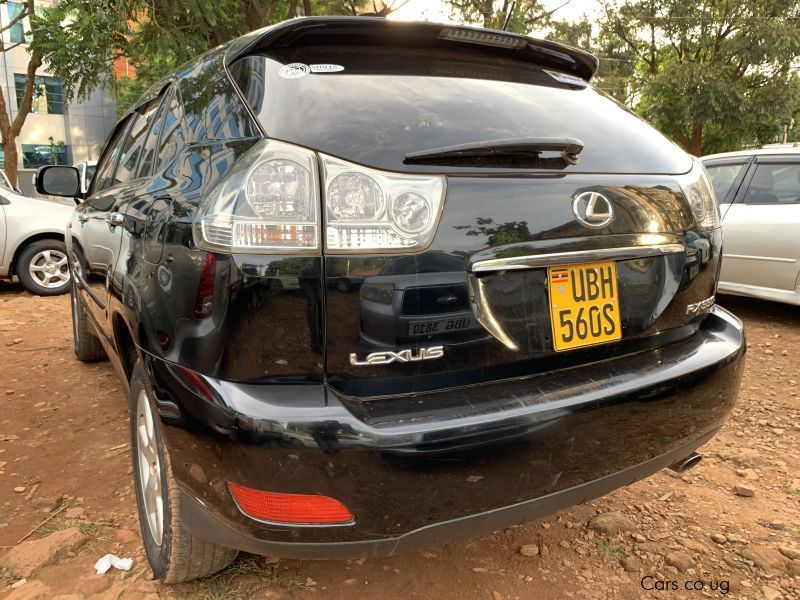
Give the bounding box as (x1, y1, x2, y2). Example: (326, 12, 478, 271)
(194, 253, 217, 318)
(227, 482, 354, 525)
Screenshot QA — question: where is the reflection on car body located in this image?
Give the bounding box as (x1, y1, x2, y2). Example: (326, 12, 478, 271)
(358, 252, 487, 349)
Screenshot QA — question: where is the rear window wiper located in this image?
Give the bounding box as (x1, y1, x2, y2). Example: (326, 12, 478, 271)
(404, 137, 583, 167)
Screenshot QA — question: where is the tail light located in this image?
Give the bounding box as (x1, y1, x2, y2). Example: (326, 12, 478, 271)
(677, 159, 721, 231)
(228, 482, 354, 525)
(194, 253, 217, 318)
(194, 139, 320, 253)
(193, 139, 445, 254)
(321, 154, 445, 252)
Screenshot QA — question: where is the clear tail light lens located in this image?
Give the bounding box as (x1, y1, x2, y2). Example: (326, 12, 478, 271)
(677, 159, 721, 231)
(321, 154, 445, 253)
(194, 140, 447, 254)
(194, 139, 319, 253)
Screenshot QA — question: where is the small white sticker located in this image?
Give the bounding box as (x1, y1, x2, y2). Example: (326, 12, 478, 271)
(279, 63, 311, 79)
(310, 64, 345, 73)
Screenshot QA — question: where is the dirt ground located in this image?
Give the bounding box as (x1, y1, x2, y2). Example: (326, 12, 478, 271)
(0, 279, 798, 600)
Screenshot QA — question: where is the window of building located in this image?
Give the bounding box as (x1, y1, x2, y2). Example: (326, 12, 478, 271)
(22, 144, 69, 168)
(7, 2, 25, 44)
(14, 74, 64, 115)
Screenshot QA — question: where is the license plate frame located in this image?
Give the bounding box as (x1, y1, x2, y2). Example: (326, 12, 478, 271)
(548, 261, 622, 352)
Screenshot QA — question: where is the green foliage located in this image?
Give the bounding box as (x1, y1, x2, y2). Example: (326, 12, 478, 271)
(115, 0, 410, 114)
(30, 0, 133, 104)
(599, 0, 800, 154)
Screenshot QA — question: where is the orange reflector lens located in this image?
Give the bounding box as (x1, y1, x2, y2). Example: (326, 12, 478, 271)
(227, 482, 354, 525)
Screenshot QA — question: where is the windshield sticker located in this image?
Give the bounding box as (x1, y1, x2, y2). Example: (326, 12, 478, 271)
(279, 63, 311, 79)
(310, 64, 345, 73)
(543, 69, 587, 88)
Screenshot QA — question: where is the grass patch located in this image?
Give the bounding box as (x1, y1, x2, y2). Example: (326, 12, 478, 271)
(601, 539, 627, 557)
(42, 517, 107, 540)
(172, 554, 282, 600)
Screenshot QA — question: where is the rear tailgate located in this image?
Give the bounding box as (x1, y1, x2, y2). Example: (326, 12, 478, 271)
(226, 21, 718, 397)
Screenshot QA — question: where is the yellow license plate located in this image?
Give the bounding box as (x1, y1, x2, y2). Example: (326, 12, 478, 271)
(548, 261, 622, 352)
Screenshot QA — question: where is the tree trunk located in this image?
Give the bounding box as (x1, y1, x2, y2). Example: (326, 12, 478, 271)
(302, 0, 312, 15)
(0, 0, 40, 187)
(0, 87, 17, 186)
(689, 122, 703, 156)
(288, 0, 298, 18)
(3, 141, 18, 186)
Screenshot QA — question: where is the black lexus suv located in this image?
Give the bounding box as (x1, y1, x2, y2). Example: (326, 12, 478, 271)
(37, 17, 745, 583)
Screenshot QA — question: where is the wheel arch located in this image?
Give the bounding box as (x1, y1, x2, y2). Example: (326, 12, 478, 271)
(9, 231, 66, 277)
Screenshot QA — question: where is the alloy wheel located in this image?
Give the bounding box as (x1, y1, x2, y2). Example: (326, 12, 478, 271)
(28, 249, 70, 289)
(136, 389, 164, 546)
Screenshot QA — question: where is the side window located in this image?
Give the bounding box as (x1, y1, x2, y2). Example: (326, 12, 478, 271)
(704, 161, 746, 204)
(156, 89, 187, 172)
(112, 98, 163, 186)
(136, 88, 171, 179)
(742, 163, 800, 205)
(90, 118, 132, 195)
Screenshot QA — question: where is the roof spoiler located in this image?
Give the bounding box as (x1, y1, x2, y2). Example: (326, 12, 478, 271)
(225, 17, 599, 82)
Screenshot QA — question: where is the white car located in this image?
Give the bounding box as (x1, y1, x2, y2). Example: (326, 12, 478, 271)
(702, 147, 800, 305)
(0, 178, 75, 295)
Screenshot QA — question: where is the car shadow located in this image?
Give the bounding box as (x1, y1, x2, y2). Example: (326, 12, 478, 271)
(0, 279, 27, 295)
(717, 294, 798, 329)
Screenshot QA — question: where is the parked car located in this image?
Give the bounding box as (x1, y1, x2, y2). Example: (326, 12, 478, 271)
(38, 18, 745, 584)
(702, 148, 800, 305)
(0, 183, 74, 295)
(74, 160, 97, 195)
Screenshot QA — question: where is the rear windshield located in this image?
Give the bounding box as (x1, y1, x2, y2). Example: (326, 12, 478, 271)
(230, 47, 690, 175)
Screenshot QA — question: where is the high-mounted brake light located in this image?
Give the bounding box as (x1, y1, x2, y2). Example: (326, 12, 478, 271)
(228, 482, 354, 525)
(439, 27, 528, 50)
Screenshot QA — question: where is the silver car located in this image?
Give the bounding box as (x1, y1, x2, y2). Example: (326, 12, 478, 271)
(0, 179, 75, 295)
(702, 147, 800, 306)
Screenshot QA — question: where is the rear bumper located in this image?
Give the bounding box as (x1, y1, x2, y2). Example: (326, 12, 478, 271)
(146, 305, 745, 556)
(178, 429, 716, 559)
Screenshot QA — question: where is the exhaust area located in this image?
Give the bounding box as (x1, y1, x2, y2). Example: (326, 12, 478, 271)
(668, 452, 702, 473)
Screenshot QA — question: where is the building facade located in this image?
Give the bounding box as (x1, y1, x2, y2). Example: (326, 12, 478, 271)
(0, 0, 118, 192)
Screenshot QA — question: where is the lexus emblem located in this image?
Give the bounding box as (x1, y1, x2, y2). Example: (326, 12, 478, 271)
(572, 192, 614, 228)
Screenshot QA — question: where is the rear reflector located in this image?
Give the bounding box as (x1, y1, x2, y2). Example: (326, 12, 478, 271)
(194, 252, 217, 318)
(227, 482, 354, 525)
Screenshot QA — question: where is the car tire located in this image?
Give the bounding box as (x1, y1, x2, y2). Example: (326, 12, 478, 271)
(15, 240, 71, 296)
(129, 362, 238, 583)
(70, 280, 106, 362)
